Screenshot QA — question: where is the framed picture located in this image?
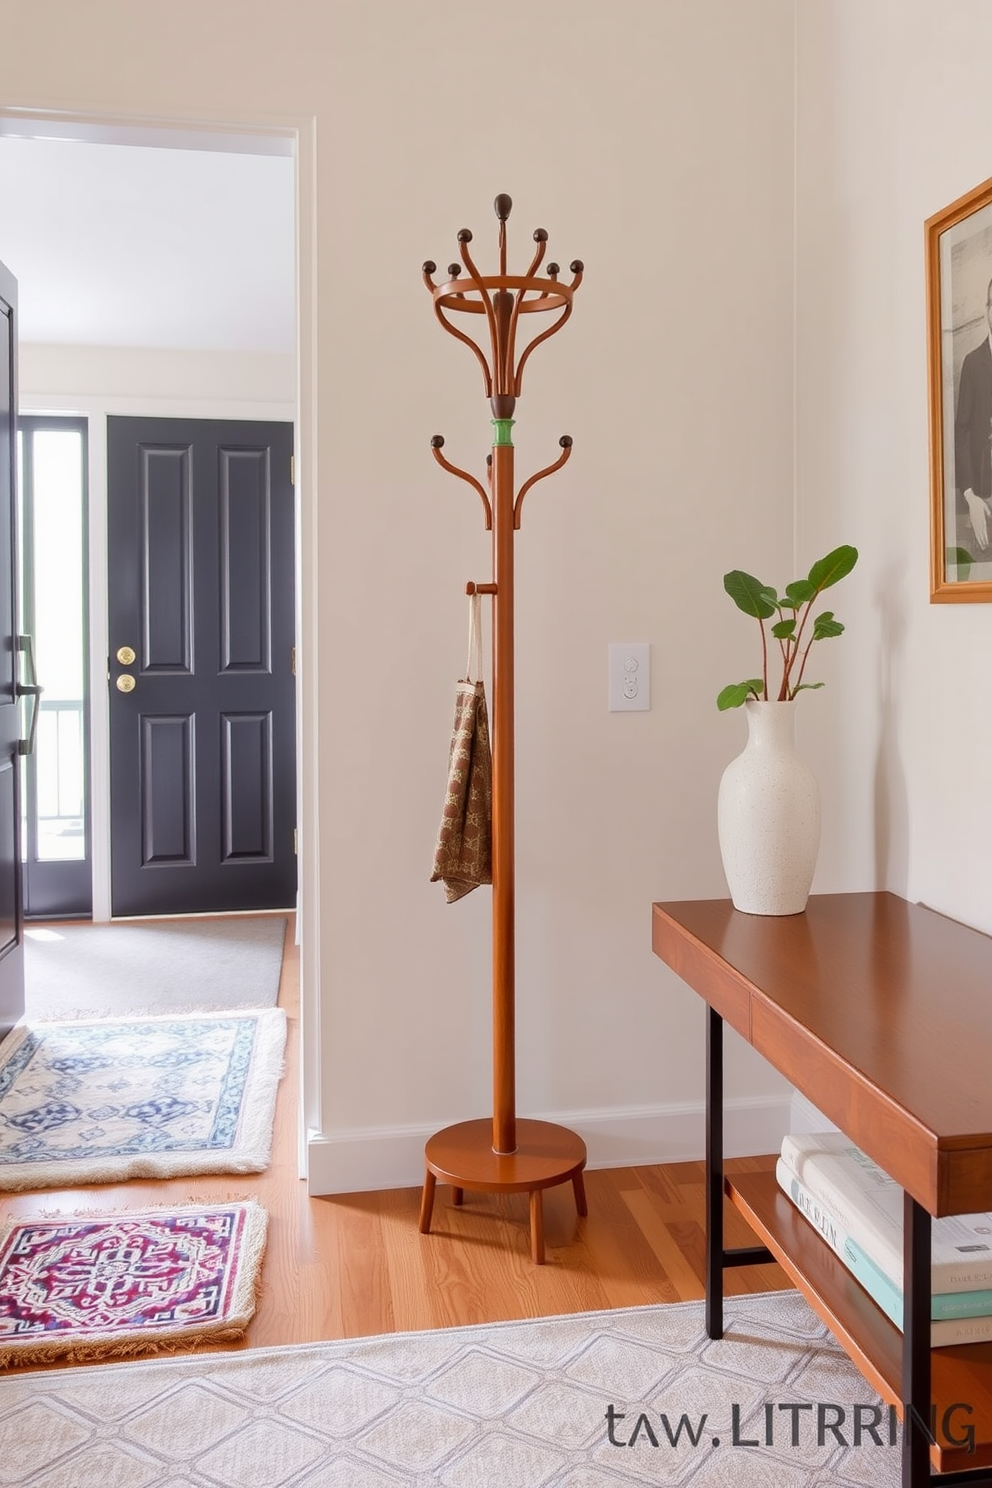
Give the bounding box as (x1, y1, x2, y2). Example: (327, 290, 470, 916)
(927, 174, 992, 601)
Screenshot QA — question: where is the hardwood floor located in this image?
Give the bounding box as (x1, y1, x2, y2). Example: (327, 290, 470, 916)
(3, 919, 787, 1372)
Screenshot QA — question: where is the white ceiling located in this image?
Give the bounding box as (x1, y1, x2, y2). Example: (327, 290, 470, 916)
(0, 135, 296, 354)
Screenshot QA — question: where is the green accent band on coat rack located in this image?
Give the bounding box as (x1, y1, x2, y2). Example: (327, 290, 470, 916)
(491, 419, 515, 446)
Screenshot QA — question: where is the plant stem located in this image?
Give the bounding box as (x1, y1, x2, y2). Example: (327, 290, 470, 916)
(785, 595, 820, 681)
(774, 607, 790, 698)
(792, 634, 817, 696)
(759, 616, 768, 701)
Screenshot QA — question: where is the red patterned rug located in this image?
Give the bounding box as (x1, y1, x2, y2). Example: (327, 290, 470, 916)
(0, 1200, 267, 1365)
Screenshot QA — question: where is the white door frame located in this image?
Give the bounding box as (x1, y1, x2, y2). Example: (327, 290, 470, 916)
(0, 105, 322, 1167)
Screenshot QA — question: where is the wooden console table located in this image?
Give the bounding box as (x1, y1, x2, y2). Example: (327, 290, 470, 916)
(652, 892, 992, 1488)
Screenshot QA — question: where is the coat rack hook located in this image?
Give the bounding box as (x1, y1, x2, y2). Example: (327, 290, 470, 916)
(514, 303, 574, 396)
(430, 302, 493, 395)
(457, 228, 500, 370)
(513, 436, 573, 529)
(430, 436, 493, 529)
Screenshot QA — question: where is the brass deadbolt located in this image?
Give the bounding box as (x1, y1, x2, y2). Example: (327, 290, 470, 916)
(116, 645, 136, 666)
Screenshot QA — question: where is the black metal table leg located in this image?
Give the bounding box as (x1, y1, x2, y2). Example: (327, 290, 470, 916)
(704, 1006, 773, 1341)
(706, 1005, 724, 1339)
(896, 1197, 992, 1484)
(904, 1192, 932, 1487)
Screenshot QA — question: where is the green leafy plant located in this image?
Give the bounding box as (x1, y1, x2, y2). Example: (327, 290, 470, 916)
(717, 545, 858, 710)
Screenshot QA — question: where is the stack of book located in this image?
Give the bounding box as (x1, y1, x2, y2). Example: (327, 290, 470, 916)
(777, 1131, 992, 1347)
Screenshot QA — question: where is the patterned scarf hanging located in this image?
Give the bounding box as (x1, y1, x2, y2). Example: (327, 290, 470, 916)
(430, 592, 493, 902)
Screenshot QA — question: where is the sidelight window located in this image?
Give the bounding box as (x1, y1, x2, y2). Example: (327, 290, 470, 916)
(16, 416, 90, 917)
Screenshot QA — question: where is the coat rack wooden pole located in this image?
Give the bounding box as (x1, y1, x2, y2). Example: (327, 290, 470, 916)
(418, 195, 588, 1263)
(491, 433, 516, 1156)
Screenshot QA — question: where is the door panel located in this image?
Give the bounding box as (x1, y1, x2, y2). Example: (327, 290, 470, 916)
(142, 445, 192, 671)
(141, 712, 195, 865)
(220, 447, 271, 670)
(0, 258, 24, 1031)
(222, 712, 273, 861)
(108, 416, 296, 917)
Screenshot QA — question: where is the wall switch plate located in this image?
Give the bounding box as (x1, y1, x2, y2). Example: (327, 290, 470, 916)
(608, 642, 650, 711)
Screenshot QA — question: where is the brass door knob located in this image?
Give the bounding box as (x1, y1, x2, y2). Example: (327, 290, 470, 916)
(116, 674, 136, 694)
(116, 645, 136, 666)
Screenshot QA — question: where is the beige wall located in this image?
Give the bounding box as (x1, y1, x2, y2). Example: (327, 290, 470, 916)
(795, 1, 992, 939)
(20, 345, 295, 410)
(4, 0, 798, 1189)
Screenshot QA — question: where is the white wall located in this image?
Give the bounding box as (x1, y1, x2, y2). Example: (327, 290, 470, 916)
(5, 0, 799, 1191)
(796, 1, 992, 936)
(20, 344, 295, 410)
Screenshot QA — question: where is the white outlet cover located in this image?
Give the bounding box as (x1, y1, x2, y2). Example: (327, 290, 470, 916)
(608, 642, 650, 711)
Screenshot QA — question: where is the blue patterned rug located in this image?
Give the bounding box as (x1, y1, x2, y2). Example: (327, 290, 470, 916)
(0, 1009, 286, 1189)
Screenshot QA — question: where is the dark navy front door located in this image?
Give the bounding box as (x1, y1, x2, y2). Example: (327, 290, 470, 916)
(107, 416, 296, 917)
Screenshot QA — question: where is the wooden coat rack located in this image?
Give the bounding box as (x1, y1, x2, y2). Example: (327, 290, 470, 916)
(418, 195, 587, 1264)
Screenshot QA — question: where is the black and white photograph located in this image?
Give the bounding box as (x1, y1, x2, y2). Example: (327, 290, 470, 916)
(927, 172, 992, 600)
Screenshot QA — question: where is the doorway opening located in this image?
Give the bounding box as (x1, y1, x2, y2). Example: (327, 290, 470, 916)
(0, 119, 299, 923)
(0, 104, 320, 1159)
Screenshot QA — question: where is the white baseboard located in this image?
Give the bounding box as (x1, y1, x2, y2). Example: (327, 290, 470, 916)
(788, 1091, 841, 1135)
(305, 1093, 794, 1196)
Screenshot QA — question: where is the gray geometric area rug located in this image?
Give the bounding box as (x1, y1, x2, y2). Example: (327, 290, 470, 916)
(2, 1292, 902, 1486)
(0, 1008, 286, 1190)
(24, 915, 288, 1020)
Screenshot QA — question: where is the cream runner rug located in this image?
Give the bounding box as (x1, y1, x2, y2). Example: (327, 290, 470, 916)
(3, 1291, 901, 1486)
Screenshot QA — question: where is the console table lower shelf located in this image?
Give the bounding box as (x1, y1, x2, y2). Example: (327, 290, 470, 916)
(729, 1169, 992, 1476)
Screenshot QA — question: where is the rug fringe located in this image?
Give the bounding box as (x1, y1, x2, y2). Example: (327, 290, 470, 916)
(27, 1001, 280, 1022)
(30, 1195, 264, 1219)
(0, 1321, 251, 1369)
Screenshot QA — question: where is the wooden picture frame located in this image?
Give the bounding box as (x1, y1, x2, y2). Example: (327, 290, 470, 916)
(927, 174, 992, 601)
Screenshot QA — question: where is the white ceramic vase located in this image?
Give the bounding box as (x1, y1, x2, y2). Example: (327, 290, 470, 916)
(717, 698, 820, 916)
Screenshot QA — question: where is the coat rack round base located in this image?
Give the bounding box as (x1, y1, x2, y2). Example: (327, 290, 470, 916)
(418, 1118, 587, 1265)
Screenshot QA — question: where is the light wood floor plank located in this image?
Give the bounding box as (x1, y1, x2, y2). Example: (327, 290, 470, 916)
(2, 918, 789, 1374)
(622, 1188, 706, 1301)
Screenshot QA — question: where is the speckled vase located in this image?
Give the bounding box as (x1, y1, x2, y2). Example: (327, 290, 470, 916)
(717, 698, 820, 916)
